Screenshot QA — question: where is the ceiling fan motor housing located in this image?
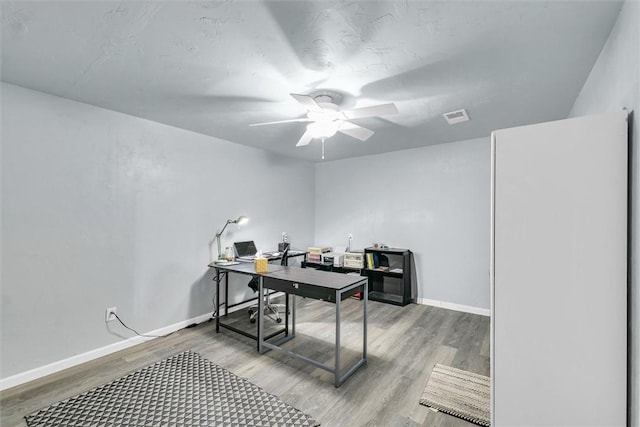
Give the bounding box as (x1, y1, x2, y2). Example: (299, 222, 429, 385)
(309, 89, 344, 106)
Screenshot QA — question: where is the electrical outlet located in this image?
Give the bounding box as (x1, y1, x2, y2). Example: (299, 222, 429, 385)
(105, 307, 117, 322)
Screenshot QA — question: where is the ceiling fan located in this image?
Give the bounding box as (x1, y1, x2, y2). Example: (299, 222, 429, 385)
(249, 93, 398, 147)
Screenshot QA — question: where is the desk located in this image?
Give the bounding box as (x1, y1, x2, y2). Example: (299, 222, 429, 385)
(209, 251, 305, 350)
(258, 266, 368, 387)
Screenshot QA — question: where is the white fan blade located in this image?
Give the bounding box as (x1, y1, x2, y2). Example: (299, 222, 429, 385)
(338, 122, 375, 141)
(290, 93, 322, 112)
(249, 118, 312, 127)
(343, 103, 398, 120)
(296, 129, 314, 146)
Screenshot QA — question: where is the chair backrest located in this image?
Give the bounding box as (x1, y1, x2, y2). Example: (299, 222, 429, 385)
(280, 247, 290, 266)
(248, 276, 259, 293)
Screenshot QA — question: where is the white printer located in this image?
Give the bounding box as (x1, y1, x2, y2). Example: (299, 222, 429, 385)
(321, 252, 344, 267)
(326, 245, 348, 267)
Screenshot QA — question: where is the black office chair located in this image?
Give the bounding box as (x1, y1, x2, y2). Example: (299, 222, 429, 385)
(247, 247, 289, 323)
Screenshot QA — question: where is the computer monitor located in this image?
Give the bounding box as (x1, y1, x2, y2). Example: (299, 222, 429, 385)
(233, 240, 258, 257)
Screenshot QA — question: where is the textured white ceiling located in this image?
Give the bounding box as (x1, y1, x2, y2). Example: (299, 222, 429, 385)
(1, 1, 623, 162)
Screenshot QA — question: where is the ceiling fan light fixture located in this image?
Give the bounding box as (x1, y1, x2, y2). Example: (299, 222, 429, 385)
(307, 121, 339, 138)
(307, 103, 343, 122)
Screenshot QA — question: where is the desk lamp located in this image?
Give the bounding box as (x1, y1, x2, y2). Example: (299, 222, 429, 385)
(213, 216, 249, 263)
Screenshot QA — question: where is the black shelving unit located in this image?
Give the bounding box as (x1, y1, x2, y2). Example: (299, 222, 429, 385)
(363, 247, 415, 306)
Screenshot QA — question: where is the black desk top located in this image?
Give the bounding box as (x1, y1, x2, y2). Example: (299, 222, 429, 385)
(209, 262, 285, 275)
(265, 266, 366, 291)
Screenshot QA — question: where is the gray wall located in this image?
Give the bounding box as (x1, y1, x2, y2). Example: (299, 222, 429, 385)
(0, 83, 315, 379)
(568, 0, 640, 423)
(314, 137, 490, 311)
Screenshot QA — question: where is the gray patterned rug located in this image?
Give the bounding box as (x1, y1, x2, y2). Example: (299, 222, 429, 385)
(419, 364, 490, 426)
(25, 350, 319, 426)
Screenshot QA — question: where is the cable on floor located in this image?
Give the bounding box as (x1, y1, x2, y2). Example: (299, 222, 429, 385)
(112, 313, 175, 339)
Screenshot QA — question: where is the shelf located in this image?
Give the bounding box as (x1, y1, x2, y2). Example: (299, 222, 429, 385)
(364, 268, 403, 277)
(365, 247, 409, 255)
(368, 291, 404, 305)
(364, 247, 414, 306)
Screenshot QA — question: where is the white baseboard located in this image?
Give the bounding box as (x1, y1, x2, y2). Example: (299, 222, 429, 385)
(417, 298, 490, 317)
(0, 293, 288, 391)
(5, 293, 470, 391)
(0, 311, 216, 391)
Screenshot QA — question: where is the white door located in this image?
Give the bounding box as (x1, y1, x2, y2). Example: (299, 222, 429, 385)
(491, 111, 627, 426)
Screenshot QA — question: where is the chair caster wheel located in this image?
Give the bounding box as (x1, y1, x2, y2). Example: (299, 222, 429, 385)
(250, 318, 256, 324)
(248, 308, 254, 315)
(276, 318, 282, 323)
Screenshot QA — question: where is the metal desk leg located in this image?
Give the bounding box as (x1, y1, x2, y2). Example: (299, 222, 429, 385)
(334, 279, 368, 387)
(224, 272, 229, 317)
(258, 275, 264, 354)
(215, 269, 220, 333)
(335, 291, 341, 387)
(363, 280, 368, 359)
(256, 275, 262, 351)
(284, 292, 289, 336)
(292, 291, 296, 336)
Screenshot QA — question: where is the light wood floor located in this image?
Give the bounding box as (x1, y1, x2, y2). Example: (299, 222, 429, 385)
(1, 298, 490, 426)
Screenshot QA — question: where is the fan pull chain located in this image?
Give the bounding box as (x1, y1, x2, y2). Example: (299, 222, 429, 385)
(321, 138, 325, 160)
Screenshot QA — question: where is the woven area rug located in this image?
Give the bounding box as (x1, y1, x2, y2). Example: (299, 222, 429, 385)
(25, 350, 319, 426)
(419, 364, 490, 426)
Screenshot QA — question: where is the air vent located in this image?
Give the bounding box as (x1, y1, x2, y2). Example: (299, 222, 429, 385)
(443, 109, 470, 125)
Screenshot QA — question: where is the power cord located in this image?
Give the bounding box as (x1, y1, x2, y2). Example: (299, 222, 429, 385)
(110, 292, 221, 338)
(111, 312, 174, 339)
(110, 283, 222, 337)
(211, 291, 223, 320)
